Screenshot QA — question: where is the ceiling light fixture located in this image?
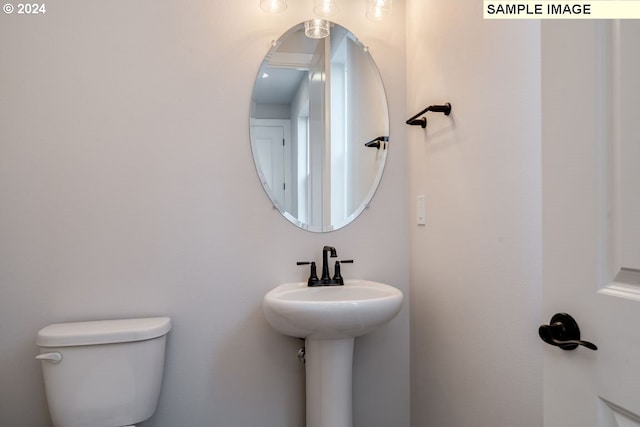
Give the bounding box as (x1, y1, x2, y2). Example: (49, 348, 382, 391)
(313, 0, 340, 18)
(260, 0, 287, 13)
(366, 0, 392, 21)
(260, 0, 392, 33)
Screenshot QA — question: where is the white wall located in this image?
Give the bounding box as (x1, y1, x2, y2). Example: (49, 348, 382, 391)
(0, 1, 409, 426)
(406, 1, 543, 426)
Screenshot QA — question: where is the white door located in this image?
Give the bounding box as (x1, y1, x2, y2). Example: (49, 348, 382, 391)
(251, 123, 290, 212)
(542, 20, 640, 426)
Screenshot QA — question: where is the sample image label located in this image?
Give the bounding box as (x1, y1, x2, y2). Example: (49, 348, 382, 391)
(484, 1, 640, 19)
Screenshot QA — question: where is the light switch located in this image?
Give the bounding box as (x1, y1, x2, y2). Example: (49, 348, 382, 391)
(416, 195, 426, 225)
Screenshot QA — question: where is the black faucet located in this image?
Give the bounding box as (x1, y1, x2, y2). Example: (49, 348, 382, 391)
(298, 246, 353, 287)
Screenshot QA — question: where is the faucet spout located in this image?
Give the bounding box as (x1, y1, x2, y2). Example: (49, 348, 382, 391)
(321, 246, 337, 281)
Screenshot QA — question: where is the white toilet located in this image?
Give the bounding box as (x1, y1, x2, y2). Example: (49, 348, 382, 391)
(36, 317, 171, 427)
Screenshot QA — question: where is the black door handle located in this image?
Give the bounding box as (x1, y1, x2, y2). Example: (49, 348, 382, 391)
(539, 313, 598, 351)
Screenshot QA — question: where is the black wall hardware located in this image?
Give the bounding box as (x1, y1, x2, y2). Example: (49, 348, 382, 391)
(539, 313, 598, 351)
(406, 103, 452, 129)
(365, 136, 389, 150)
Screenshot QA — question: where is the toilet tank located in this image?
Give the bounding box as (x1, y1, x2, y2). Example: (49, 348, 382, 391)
(36, 317, 171, 427)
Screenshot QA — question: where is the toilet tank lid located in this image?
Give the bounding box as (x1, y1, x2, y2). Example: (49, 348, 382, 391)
(37, 317, 172, 347)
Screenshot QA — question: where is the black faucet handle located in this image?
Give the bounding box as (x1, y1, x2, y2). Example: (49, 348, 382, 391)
(333, 261, 343, 282)
(297, 261, 319, 286)
(332, 259, 354, 286)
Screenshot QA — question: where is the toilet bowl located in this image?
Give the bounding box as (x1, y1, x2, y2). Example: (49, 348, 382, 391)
(36, 317, 171, 427)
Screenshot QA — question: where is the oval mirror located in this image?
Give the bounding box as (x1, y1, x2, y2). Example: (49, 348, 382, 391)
(250, 21, 389, 232)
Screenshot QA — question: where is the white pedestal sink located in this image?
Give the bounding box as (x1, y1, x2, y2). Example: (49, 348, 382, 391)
(263, 280, 403, 427)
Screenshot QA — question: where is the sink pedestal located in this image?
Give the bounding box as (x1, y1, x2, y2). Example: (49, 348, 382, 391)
(262, 280, 404, 427)
(305, 337, 354, 427)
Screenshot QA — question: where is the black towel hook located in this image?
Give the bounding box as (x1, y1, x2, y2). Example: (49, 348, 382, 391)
(406, 103, 452, 129)
(364, 136, 389, 150)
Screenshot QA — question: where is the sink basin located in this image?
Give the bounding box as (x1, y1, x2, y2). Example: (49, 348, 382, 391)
(263, 279, 403, 427)
(263, 279, 403, 340)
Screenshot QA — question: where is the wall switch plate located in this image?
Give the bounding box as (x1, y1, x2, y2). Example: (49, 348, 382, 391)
(416, 195, 426, 225)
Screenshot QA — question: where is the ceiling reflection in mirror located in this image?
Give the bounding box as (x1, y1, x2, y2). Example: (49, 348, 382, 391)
(250, 21, 389, 232)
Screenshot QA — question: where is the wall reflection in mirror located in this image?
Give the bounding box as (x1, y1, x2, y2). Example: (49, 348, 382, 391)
(250, 21, 389, 232)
